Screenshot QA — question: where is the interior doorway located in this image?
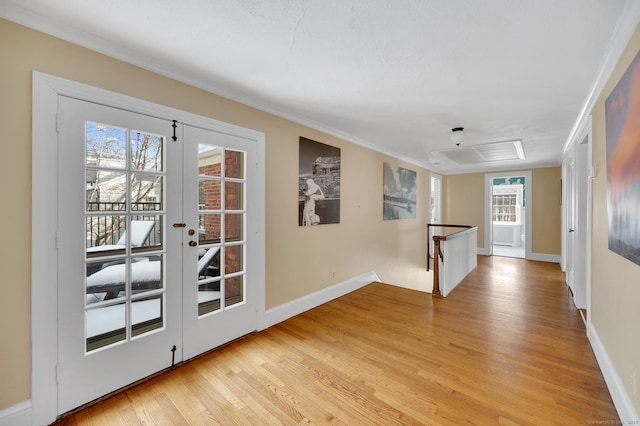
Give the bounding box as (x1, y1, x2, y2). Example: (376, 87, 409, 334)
(428, 173, 442, 269)
(491, 176, 526, 258)
(562, 121, 591, 315)
(484, 171, 532, 259)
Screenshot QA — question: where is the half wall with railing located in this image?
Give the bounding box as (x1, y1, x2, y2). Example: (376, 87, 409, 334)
(427, 224, 478, 297)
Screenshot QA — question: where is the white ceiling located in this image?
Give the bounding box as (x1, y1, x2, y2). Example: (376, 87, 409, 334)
(1, 0, 632, 173)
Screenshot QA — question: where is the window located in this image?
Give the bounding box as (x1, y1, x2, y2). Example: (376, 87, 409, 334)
(492, 194, 517, 222)
(492, 183, 523, 223)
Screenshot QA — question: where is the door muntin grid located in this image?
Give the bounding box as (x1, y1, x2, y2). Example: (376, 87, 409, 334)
(84, 122, 167, 352)
(196, 145, 246, 316)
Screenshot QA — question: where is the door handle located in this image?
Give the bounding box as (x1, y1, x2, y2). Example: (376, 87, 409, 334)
(569, 229, 575, 233)
(188, 241, 198, 247)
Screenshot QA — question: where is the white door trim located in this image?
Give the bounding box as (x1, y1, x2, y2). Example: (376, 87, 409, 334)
(32, 71, 265, 424)
(430, 173, 442, 222)
(565, 155, 576, 293)
(563, 115, 593, 313)
(561, 156, 568, 273)
(582, 115, 593, 320)
(483, 171, 532, 258)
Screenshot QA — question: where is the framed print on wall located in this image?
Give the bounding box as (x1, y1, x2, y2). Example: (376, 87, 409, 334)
(383, 162, 417, 220)
(605, 48, 640, 267)
(298, 137, 341, 226)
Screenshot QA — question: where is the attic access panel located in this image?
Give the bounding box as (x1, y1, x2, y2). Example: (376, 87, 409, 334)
(434, 139, 525, 165)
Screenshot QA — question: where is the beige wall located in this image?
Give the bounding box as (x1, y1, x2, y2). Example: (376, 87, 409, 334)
(0, 19, 434, 410)
(442, 173, 486, 244)
(442, 167, 561, 255)
(531, 167, 562, 255)
(591, 23, 640, 414)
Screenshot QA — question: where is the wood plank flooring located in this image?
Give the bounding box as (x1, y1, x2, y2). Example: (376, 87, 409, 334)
(55, 256, 618, 425)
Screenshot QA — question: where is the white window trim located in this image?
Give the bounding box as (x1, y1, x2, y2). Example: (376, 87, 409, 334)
(32, 71, 266, 424)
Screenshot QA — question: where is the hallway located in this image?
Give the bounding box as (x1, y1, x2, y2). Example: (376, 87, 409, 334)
(56, 256, 617, 425)
(492, 245, 525, 258)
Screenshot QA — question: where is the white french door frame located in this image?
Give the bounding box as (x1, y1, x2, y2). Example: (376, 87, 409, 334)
(32, 71, 266, 425)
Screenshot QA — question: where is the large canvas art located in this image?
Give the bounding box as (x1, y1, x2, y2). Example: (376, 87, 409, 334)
(299, 137, 341, 226)
(605, 49, 640, 267)
(383, 162, 417, 220)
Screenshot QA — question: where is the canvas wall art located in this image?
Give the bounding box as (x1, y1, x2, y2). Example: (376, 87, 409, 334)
(299, 137, 341, 226)
(383, 162, 417, 220)
(605, 49, 640, 267)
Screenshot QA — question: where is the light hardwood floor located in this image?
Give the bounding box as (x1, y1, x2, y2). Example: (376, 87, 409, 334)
(56, 256, 618, 425)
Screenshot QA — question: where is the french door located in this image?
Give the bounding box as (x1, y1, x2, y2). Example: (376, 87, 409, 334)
(181, 125, 258, 359)
(56, 96, 259, 414)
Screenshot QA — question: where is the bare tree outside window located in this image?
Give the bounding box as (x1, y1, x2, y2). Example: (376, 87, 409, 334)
(85, 123, 163, 248)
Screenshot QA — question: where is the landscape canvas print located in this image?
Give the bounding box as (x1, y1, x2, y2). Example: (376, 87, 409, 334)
(383, 162, 417, 220)
(605, 49, 640, 267)
(298, 137, 341, 226)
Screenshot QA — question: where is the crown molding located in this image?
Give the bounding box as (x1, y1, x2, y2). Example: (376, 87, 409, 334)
(4, 2, 630, 173)
(562, 0, 640, 156)
(1, 4, 431, 171)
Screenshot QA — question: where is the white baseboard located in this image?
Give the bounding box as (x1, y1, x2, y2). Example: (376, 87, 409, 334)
(477, 248, 560, 264)
(587, 322, 639, 424)
(528, 253, 561, 263)
(0, 400, 32, 426)
(2, 272, 376, 426)
(260, 271, 380, 330)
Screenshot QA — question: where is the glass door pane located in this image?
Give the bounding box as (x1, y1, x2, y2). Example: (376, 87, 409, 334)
(196, 146, 246, 316)
(84, 122, 166, 352)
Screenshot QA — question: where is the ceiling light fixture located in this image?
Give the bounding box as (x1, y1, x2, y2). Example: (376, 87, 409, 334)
(451, 127, 464, 147)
